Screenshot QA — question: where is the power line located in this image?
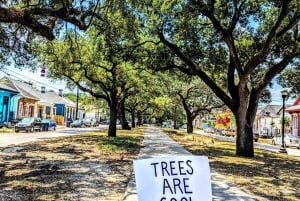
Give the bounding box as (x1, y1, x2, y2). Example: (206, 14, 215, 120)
(1, 67, 73, 93)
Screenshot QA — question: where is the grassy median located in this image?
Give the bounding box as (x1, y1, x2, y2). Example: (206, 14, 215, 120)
(0, 127, 144, 201)
(164, 129, 300, 201)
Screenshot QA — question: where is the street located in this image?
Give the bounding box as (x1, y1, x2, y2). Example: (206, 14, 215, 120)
(194, 130, 300, 157)
(0, 125, 108, 147)
(1, 126, 300, 157)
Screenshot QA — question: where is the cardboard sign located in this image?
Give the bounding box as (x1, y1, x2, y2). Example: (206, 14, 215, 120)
(134, 156, 212, 201)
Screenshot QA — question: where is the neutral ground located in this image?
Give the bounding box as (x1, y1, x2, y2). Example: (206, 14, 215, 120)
(0, 130, 143, 201)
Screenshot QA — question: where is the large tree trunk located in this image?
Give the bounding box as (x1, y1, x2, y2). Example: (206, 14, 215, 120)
(235, 118, 254, 157)
(119, 100, 127, 130)
(234, 92, 258, 157)
(187, 114, 193, 134)
(137, 112, 143, 126)
(131, 112, 136, 128)
(108, 107, 117, 137)
(108, 92, 118, 137)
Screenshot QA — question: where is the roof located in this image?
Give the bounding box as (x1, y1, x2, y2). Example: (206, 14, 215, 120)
(0, 77, 40, 100)
(286, 105, 300, 112)
(0, 76, 76, 107)
(42, 91, 76, 107)
(286, 97, 300, 113)
(0, 82, 18, 93)
(257, 105, 282, 118)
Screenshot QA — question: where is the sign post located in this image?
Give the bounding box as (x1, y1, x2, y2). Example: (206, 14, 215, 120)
(134, 156, 212, 201)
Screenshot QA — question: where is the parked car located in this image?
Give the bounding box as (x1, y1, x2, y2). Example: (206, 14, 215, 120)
(81, 118, 99, 127)
(222, 129, 236, 137)
(100, 120, 110, 125)
(253, 130, 259, 142)
(204, 127, 215, 133)
(81, 118, 92, 127)
(41, 119, 57, 131)
(90, 118, 99, 127)
(272, 134, 299, 148)
(15, 117, 42, 133)
(70, 120, 85, 128)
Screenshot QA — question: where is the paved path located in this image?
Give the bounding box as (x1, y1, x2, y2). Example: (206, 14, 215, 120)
(123, 126, 264, 201)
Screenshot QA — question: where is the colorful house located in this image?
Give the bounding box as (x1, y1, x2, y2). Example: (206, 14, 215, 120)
(285, 97, 300, 137)
(41, 90, 83, 125)
(0, 82, 18, 126)
(0, 76, 82, 125)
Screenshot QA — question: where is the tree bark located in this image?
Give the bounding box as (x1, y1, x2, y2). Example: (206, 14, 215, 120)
(119, 100, 127, 130)
(236, 121, 254, 157)
(131, 112, 136, 128)
(137, 112, 143, 126)
(187, 115, 193, 134)
(108, 91, 118, 137)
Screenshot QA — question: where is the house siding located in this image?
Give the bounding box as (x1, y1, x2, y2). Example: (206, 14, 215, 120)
(286, 97, 300, 137)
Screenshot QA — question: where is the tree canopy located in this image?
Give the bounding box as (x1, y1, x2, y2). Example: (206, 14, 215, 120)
(0, 0, 101, 65)
(1, 0, 299, 157)
(134, 0, 300, 157)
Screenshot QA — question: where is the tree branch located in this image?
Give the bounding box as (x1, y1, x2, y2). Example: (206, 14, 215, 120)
(158, 31, 235, 109)
(0, 6, 90, 40)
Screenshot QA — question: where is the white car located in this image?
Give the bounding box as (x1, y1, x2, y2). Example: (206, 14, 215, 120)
(272, 134, 300, 148)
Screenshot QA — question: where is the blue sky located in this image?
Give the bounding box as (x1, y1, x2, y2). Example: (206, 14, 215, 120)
(267, 83, 295, 105)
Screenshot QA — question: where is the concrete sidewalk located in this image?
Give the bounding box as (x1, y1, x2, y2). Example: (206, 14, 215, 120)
(123, 126, 264, 201)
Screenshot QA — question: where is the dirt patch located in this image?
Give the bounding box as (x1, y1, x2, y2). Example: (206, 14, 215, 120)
(0, 130, 143, 201)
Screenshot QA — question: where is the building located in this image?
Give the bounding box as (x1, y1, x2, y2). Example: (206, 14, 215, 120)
(0, 81, 19, 126)
(285, 97, 300, 137)
(0, 76, 82, 126)
(254, 105, 284, 138)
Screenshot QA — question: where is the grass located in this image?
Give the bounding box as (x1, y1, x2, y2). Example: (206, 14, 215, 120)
(163, 129, 300, 201)
(0, 127, 144, 201)
(0, 127, 14, 133)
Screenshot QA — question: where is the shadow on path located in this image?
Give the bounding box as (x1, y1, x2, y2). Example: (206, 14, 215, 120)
(123, 126, 264, 201)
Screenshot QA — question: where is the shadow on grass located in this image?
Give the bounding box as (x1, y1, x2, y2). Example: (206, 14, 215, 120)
(169, 132, 300, 201)
(0, 131, 143, 201)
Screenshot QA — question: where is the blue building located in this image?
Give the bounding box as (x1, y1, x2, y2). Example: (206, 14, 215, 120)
(0, 82, 18, 126)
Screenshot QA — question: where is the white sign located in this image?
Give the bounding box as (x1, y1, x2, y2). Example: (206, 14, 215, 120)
(134, 156, 212, 201)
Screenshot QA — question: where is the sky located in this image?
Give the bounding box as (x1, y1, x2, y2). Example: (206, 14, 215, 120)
(0, 66, 295, 106)
(266, 83, 295, 106)
(0, 67, 73, 94)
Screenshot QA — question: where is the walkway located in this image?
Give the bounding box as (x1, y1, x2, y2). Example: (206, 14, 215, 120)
(123, 126, 265, 201)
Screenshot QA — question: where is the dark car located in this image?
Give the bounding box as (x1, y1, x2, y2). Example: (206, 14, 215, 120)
(42, 119, 57, 131)
(70, 120, 85, 128)
(253, 130, 259, 142)
(100, 120, 110, 125)
(15, 117, 42, 133)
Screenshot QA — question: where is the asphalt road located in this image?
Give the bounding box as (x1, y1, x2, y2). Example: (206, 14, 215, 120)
(194, 130, 300, 157)
(1, 126, 299, 157)
(0, 125, 108, 147)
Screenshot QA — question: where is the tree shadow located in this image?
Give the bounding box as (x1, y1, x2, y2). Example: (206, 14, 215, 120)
(0, 134, 138, 201)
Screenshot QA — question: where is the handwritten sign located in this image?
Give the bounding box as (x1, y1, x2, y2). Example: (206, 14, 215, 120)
(134, 156, 212, 201)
